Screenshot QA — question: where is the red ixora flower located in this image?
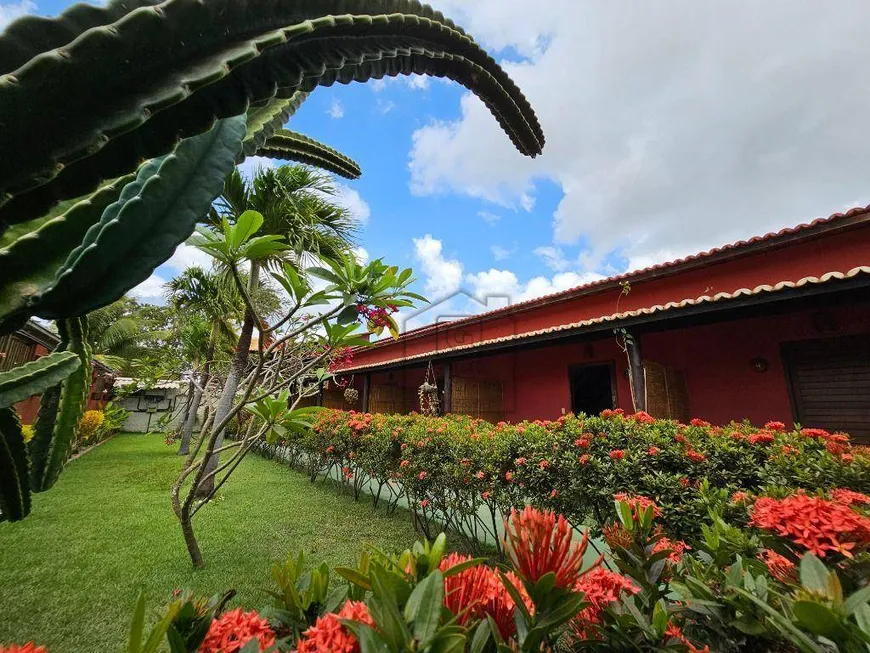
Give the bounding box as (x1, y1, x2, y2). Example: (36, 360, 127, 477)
(296, 601, 374, 653)
(748, 432, 774, 445)
(689, 418, 711, 427)
(418, 471, 427, 480)
(571, 568, 638, 640)
(665, 623, 711, 653)
(832, 489, 870, 506)
(200, 608, 276, 653)
(764, 421, 786, 432)
(647, 446, 661, 456)
(613, 493, 662, 519)
(578, 454, 591, 465)
(653, 536, 690, 564)
(439, 554, 532, 640)
(0, 645, 47, 653)
(750, 493, 870, 558)
(730, 491, 750, 504)
(575, 437, 591, 448)
(503, 507, 593, 588)
(758, 549, 798, 584)
(609, 449, 625, 460)
(685, 449, 706, 463)
(631, 410, 656, 424)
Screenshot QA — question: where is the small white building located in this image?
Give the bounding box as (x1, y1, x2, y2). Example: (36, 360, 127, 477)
(115, 378, 189, 433)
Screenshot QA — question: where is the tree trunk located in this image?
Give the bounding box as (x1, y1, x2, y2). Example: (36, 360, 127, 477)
(178, 323, 218, 456)
(196, 261, 259, 496)
(180, 507, 204, 568)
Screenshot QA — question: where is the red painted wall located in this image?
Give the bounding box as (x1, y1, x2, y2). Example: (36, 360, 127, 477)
(14, 343, 51, 424)
(349, 223, 870, 370)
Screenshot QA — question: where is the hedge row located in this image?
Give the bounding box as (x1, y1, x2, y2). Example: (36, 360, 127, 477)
(252, 408, 870, 547)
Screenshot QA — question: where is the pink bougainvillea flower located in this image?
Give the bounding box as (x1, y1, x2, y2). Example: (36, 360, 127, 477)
(758, 549, 798, 584)
(200, 608, 275, 653)
(750, 493, 870, 557)
(0, 645, 47, 653)
(608, 449, 625, 460)
(296, 601, 373, 653)
(571, 568, 638, 639)
(503, 507, 592, 588)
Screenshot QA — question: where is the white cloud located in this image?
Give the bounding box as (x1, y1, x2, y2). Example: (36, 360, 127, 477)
(414, 1, 870, 266)
(406, 76, 430, 91)
(412, 235, 463, 298)
(237, 155, 276, 180)
(478, 210, 501, 225)
(328, 99, 345, 119)
(377, 99, 397, 114)
(129, 274, 167, 304)
(334, 184, 371, 225)
(0, 0, 34, 29)
(533, 245, 570, 272)
(353, 246, 370, 264)
(491, 245, 512, 261)
(164, 243, 214, 273)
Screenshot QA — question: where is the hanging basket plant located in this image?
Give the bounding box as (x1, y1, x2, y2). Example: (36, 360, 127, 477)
(418, 362, 441, 416)
(344, 387, 359, 405)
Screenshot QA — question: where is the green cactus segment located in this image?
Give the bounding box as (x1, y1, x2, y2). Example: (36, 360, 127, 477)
(30, 116, 246, 319)
(241, 92, 310, 159)
(255, 130, 362, 180)
(0, 406, 30, 521)
(0, 176, 134, 328)
(37, 316, 91, 491)
(27, 319, 70, 491)
(0, 6, 544, 225)
(0, 350, 81, 409)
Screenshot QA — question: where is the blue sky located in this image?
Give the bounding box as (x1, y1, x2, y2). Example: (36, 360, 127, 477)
(6, 0, 870, 328)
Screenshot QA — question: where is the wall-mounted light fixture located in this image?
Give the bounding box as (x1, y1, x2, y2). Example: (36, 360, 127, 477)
(751, 357, 769, 373)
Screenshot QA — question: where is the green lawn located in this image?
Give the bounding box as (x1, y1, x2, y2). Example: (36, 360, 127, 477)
(0, 434, 424, 652)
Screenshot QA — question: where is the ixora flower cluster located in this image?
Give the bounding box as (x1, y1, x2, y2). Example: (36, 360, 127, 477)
(252, 408, 870, 541)
(7, 498, 870, 652)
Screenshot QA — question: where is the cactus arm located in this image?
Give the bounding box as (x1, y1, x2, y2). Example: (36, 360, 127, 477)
(0, 6, 543, 224)
(0, 350, 81, 408)
(0, 175, 134, 327)
(241, 92, 310, 159)
(30, 116, 246, 319)
(38, 316, 91, 491)
(0, 406, 30, 521)
(255, 130, 362, 179)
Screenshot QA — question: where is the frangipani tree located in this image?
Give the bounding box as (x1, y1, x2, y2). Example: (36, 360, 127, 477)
(175, 211, 424, 566)
(0, 0, 543, 521)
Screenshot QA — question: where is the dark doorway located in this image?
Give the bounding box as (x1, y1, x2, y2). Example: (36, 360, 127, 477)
(569, 363, 616, 416)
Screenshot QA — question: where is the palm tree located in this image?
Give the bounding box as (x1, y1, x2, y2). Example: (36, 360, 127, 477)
(165, 266, 242, 455)
(87, 297, 165, 372)
(197, 164, 359, 493)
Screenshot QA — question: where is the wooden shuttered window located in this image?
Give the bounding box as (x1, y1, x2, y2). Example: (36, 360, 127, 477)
(369, 384, 416, 415)
(0, 334, 35, 372)
(644, 361, 690, 423)
(451, 377, 504, 423)
(783, 336, 870, 444)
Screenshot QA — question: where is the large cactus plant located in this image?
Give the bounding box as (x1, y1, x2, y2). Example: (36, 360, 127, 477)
(0, 0, 544, 520)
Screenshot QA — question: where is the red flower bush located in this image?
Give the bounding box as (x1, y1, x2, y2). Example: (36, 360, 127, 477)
(748, 432, 774, 445)
(608, 449, 625, 460)
(0, 645, 47, 653)
(758, 549, 798, 584)
(750, 493, 870, 557)
(832, 488, 870, 505)
(296, 601, 373, 653)
(503, 507, 590, 588)
(653, 536, 690, 564)
(685, 449, 706, 462)
(764, 421, 786, 432)
(614, 493, 661, 519)
(571, 568, 638, 639)
(200, 608, 275, 653)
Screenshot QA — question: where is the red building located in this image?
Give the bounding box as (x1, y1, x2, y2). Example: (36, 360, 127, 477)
(1, 320, 114, 423)
(334, 207, 870, 443)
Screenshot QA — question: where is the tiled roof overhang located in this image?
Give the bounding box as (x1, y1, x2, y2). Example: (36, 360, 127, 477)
(340, 266, 870, 373)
